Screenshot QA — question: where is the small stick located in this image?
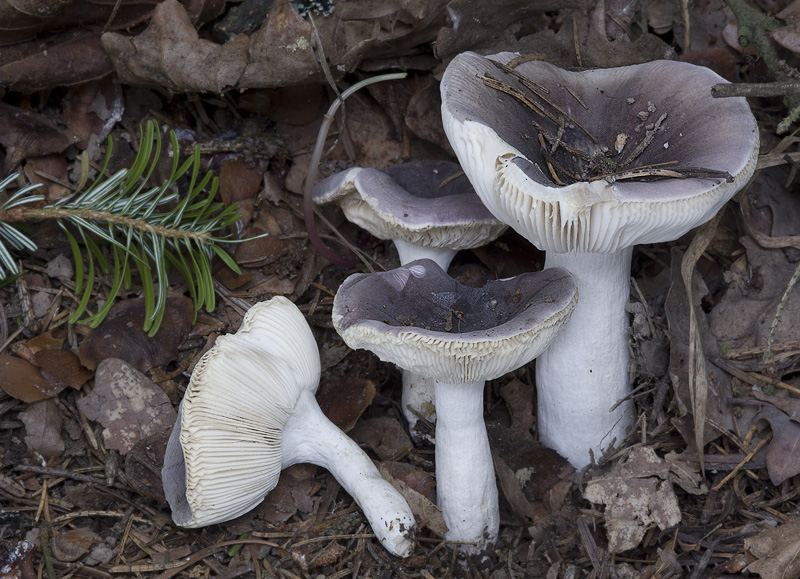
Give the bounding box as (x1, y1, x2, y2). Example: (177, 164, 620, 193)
(478, 74, 561, 125)
(487, 62, 600, 144)
(551, 115, 565, 155)
(538, 133, 566, 185)
(621, 112, 668, 166)
(711, 433, 772, 492)
(712, 81, 800, 98)
(505, 53, 547, 69)
(564, 85, 588, 110)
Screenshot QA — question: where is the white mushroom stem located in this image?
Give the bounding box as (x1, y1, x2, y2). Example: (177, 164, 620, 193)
(393, 239, 457, 272)
(281, 389, 416, 557)
(536, 248, 635, 469)
(434, 380, 498, 552)
(401, 372, 437, 436)
(393, 239, 456, 437)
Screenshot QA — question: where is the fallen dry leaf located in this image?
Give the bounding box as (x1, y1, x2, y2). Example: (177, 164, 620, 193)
(0, 355, 66, 402)
(0, 30, 113, 92)
(710, 237, 800, 351)
(22, 154, 70, 202)
(317, 370, 376, 433)
(51, 527, 99, 563)
(434, 0, 568, 58)
(103, 0, 448, 93)
(379, 462, 447, 538)
(771, 20, 800, 54)
(745, 518, 800, 579)
(583, 447, 681, 553)
(404, 76, 453, 155)
(253, 464, 318, 525)
(665, 247, 740, 448)
(33, 349, 93, 390)
(498, 378, 535, 434)
(755, 405, 800, 486)
(664, 451, 708, 496)
(442, 0, 674, 68)
(64, 482, 116, 511)
(0, 103, 76, 175)
(493, 452, 541, 523)
(753, 390, 800, 422)
(19, 399, 65, 459)
(381, 461, 435, 500)
(63, 78, 124, 149)
(78, 296, 193, 373)
(124, 428, 171, 501)
(101, 0, 253, 93)
(349, 417, 412, 461)
(77, 358, 178, 454)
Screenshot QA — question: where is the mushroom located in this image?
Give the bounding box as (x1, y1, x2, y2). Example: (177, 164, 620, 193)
(332, 259, 577, 551)
(440, 52, 759, 468)
(314, 160, 507, 434)
(161, 296, 416, 557)
(313, 160, 506, 270)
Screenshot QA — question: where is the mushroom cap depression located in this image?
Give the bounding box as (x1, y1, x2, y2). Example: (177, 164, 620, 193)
(162, 296, 320, 528)
(332, 259, 578, 383)
(313, 160, 506, 251)
(441, 52, 759, 253)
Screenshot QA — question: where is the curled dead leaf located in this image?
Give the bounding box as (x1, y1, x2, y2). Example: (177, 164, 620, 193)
(101, 0, 249, 93)
(0, 31, 113, 92)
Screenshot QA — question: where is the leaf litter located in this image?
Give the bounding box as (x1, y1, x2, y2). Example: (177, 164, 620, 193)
(4, 0, 800, 577)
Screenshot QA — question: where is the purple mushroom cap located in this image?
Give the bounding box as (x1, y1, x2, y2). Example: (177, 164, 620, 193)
(313, 160, 506, 254)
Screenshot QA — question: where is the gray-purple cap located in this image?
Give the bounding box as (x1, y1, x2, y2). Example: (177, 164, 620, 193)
(441, 52, 760, 253)
(331, 259, 578, 383)
(313, 160, 506, 252)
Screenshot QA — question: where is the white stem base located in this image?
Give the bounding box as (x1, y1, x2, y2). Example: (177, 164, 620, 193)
(435, 380, 498, 553)
(536, 249, 635, 469)
(282, 389, 416, 557)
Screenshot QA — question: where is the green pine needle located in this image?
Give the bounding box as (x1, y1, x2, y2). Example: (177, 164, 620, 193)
(0, 121, 264, 336)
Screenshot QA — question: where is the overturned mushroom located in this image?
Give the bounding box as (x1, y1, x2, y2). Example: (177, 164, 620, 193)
(332, 259, 577, 552)
(314, 160, 506, 434)
(162, 296, 416, 557)
(441, 52, 759, 468)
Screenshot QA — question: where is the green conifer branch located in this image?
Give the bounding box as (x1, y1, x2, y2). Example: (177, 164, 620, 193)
(0, 121, 262, 336)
